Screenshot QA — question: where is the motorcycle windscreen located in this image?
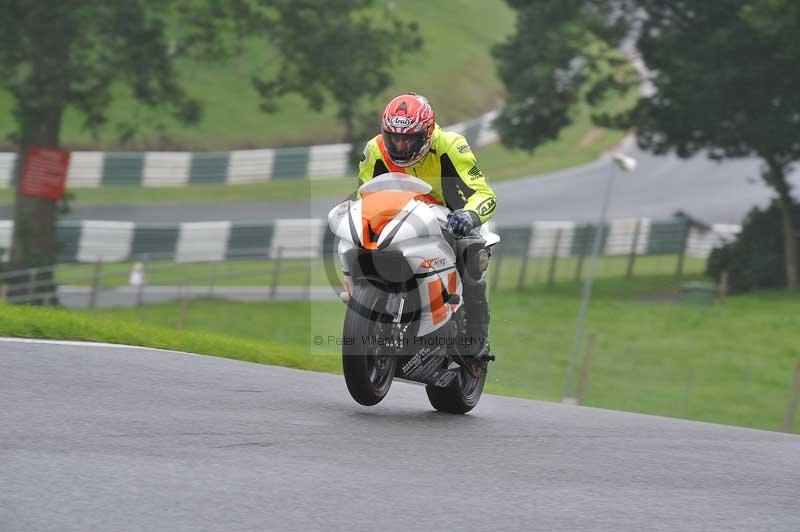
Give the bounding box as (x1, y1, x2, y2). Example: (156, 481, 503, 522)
(359, 172, 432, 194)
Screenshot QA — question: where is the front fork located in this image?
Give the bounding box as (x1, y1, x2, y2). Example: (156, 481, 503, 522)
(393, 295, 405, 324)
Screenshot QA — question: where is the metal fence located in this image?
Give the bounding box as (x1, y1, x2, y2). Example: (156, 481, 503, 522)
(0, 216, 738, 307)
(490, 219, 739, 288)
(0, 247, 325, 308)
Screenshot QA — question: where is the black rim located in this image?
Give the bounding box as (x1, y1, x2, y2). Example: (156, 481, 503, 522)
(451, 308, 484, 400)
(367, 322, 395, 390)
(458, 366, 483, 401)
(363, 296, 400, 392)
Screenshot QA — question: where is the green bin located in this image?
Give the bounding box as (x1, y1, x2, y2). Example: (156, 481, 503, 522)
(681, 281, 717, 305)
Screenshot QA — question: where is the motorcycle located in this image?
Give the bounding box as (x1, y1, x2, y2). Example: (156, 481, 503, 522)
(327, 173, 499, 413)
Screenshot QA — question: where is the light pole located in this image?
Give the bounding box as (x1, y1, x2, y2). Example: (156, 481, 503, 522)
(562, 152, 638, 404)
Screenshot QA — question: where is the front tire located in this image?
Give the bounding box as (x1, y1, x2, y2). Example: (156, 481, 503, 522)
(342, 282, 398, 406)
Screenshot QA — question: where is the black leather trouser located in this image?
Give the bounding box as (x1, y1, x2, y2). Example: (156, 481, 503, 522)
(452, 235, 490, 354)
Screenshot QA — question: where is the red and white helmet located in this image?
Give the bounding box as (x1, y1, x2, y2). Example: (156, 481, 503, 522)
(381, 93, 435, 167)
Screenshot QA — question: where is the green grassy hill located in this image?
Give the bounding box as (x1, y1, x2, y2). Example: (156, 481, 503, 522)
(0, 1, 516, 151)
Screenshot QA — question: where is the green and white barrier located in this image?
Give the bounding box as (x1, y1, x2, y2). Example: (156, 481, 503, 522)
(0, 111, 499, 188)
(0, 216, 740, 265)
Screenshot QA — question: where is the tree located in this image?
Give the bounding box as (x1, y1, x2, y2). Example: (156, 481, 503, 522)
(251, 0, 422, 151)
(493, 0, 800, 289)
(621, 0, 800, 289)
(0, 1, 206, 302)
(491, 1, 633, 150)
(707, 199, 800, 293)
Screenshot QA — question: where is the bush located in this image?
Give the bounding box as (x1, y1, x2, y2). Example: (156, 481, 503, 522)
(706, 199, 800, 293)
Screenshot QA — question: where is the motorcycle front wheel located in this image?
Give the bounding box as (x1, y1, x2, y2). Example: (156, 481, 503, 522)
(342, 281, 399, 406)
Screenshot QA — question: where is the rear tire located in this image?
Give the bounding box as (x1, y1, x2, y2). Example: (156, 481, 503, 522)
(426, 367, 486, 414)
(425, 307, 487, 414)
(342, 282, 398, 406)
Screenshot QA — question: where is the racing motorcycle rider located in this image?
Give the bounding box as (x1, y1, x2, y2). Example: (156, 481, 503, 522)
(358, 92, 497, 357)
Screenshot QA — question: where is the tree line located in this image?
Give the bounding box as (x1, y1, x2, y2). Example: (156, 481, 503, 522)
(3, 0, 798, 300)
(493, 0, 800, 290)
(0, 0, 420, 301)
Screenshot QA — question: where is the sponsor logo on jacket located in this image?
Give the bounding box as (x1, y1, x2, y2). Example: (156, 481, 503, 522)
(476, 197, 496, 217)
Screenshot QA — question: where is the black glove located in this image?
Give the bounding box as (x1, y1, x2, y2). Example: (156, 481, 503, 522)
(447, 210, 481, 237)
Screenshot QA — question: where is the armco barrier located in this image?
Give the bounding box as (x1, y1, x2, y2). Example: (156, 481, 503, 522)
(0, 217, 739, 265)
(0, 111, 500, 188)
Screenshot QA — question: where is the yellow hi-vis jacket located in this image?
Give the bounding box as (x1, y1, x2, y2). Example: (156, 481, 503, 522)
(357, 124, 497, 223)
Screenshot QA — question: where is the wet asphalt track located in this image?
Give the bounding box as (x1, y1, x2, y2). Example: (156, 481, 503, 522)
(2, 338, 799, 532)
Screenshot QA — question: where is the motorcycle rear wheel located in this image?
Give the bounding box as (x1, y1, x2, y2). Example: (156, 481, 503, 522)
(342, 282, 399, 406)
(425, 307, 486, 414)
(426, 363, 486, 414)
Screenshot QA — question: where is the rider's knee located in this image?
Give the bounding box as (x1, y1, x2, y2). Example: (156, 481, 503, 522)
(455, 237, 491, 285)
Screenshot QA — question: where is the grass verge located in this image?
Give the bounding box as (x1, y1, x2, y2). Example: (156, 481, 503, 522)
(1, 274, 798, 432)
(0, 302, 338, 374)
(88, 278, 800, 432)
(54, 254, 706, 290)
(475, 103, 628, 182)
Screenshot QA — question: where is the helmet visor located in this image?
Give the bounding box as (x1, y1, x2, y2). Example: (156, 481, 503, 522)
(382, 131, 426, 165)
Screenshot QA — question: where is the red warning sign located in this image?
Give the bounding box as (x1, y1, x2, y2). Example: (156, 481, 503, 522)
(19, 147, 70, 200)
